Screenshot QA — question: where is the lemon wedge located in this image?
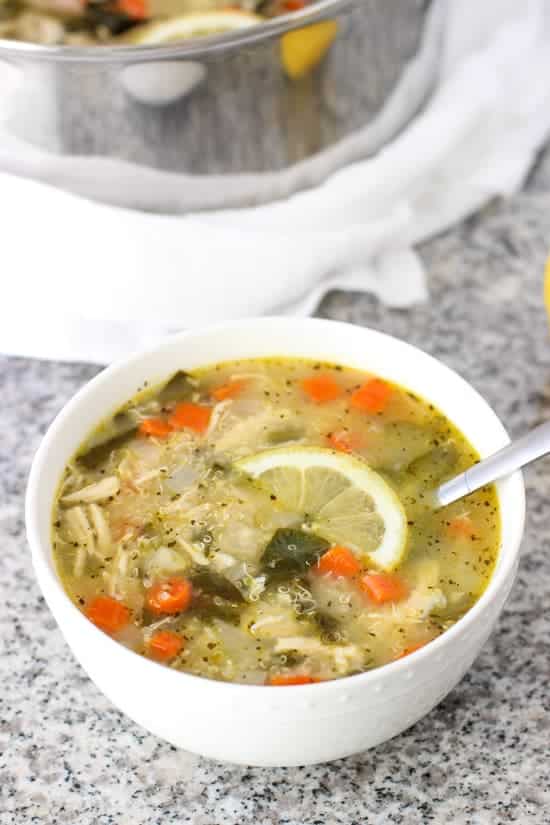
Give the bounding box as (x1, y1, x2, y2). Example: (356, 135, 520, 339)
(122, 10, 261, 45)
(544, 254, 550, 322)
(280, 20, 339, 79)
(236, 447, 408, 572)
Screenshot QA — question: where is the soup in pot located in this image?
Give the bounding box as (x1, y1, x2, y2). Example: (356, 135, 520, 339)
(0, 0, 315, 46)
(51, 358, 499, 685)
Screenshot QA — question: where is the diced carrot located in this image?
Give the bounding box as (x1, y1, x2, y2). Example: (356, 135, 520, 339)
(211, 379, 247, 402)
(169, 402, 211, 434)
(146, 577, 193, 615)
(147, 630, 184, 661)
(395, 641, 426, 660)
(359, 573, 408, 604)
(267, 675, 320, 686)
(284, 0, 306, 10)
(86, 596, 130, 635)
(350, 379, 392, 414)
(447, 515, 476, 539)
(139, 417, 172, 438)
(301, 374, 342, 403)
(116, 0, 147, 18)
(327, 430, 363, 453)
(317, 546, 361, 578)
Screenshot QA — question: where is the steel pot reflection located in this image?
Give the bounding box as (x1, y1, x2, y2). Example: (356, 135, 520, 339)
(0, 0, 439, 211)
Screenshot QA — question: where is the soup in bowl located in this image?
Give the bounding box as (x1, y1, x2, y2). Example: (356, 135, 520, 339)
(26, 318, 525, 766)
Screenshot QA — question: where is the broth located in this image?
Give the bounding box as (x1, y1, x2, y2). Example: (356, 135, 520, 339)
(51, 358, 499, 685)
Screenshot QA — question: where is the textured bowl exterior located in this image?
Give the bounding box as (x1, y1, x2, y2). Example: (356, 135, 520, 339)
(26, 318, 525, 766)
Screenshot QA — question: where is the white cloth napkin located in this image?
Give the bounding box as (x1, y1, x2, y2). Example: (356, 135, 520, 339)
(2, 0, 550, 363)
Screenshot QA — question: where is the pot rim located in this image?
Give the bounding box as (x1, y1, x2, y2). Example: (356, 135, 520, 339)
(0, 0, 356, 63)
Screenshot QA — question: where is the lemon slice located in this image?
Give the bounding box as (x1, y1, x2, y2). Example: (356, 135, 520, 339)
(280, 21, 339, 79)
(122, 10, 261, 45)
(236, 447, 407, 571)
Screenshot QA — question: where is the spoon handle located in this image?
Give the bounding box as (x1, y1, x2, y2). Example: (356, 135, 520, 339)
(436, 420, 550, 507)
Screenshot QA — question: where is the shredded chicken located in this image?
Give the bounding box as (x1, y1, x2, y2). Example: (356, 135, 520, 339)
(206, 400, 233, 439)
(65, 506, 95, 554)
(88, 502, 111, 556)
(62, 476, 120, 504)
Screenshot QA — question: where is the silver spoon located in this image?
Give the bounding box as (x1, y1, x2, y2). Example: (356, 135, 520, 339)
(436, 420, 550, 507)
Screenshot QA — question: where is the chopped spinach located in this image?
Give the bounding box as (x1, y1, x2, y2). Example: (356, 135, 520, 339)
(191, 570, 245, 603)
(280, 652, 303, 668)
(158, 371, 193, 404)
(70, 6, 136, 35)
(191, 596, 242, 625)
(77, 414, 138, 469)
(190, 570, 244, 625)
(262, 528, 329, 580)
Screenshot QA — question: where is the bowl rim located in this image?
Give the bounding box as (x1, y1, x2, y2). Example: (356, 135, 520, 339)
(26, 317, 526, 699)
(0, 0, 356, 64)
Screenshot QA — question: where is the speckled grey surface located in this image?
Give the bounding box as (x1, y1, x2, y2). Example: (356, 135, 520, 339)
(3, 152, 550, 824)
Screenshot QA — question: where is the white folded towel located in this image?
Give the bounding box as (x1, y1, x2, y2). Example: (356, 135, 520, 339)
(1, 0, 550, 363)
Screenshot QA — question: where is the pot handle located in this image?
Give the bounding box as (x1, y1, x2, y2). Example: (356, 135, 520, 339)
(119, 60, 206, 106)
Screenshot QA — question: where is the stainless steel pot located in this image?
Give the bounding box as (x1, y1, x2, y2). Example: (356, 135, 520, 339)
(0, 0, 439, 211)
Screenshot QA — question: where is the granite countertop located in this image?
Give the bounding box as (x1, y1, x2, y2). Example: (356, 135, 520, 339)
(3, 151, 550, 825)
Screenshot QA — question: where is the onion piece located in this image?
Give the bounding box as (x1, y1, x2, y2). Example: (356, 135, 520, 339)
(166, 465, 200, 494)
(145, 545, 189, 575)
(115, 623, 144, 652)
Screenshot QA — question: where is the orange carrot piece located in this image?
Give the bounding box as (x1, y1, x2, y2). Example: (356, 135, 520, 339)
(317, 546, 361, 578)
(301, 374, 342, 403)
(395, 641, 427, 660)
(146, 577, 193, 615)
(359, 573, 408, 604)
(284, 0, 307, 9)
(327, 430, 363, 453)
(139, 417, 172, 438)
(148, 630, 184, 661)
(211, 379, 247, 402)
(350, 379, 392, 414)
(116, 0, 147, 18)
(86, 596, 130, 635)
(267, 675, 320, 686)
(447, 515, 476, 539)
(169, 402, 211, 434)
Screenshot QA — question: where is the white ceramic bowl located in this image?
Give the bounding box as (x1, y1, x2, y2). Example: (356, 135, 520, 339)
(26, 318, 525, 767)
